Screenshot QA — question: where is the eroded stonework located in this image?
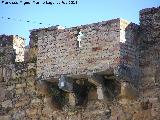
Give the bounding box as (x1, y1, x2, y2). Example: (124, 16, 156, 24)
(36, 18, 139, 82)
(0, 6, 160, 120)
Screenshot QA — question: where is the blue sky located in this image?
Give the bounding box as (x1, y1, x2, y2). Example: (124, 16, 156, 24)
(0, 0, 159, 45)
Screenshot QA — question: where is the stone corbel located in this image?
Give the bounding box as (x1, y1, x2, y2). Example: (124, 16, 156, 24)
(119, 80, 137, 104)
(88, 74, 105, 100)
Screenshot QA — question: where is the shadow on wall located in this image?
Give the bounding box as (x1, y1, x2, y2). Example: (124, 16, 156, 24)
(0, 36, 17, 82)
(35, 78, 98, 110)
(119, 22, 140, 85)
(116, 22, 140, 103)
(154, 64, 160, 85)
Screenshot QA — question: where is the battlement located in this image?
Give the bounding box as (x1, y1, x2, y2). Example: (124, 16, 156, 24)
(30, 18, 121, 33)
(1, 6, 160, 120)
(0, 35, 13, 47)
(0, 34, 25, 63)
(140, 6, 160, 15)
(139, 6, 160, 43)
(33, 18, 140, 83)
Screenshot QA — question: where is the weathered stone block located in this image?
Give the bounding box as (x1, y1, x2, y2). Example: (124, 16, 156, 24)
(12, 110, 25, 120)
(2, 100, 12, 108)
(68, 92, 76, 106)
(97, 86, 104, 100)
(16, 88, 24, 95)
(119, 81, 137, 104)
(0, 86, 7, 102)
(16, 83, 26, 89)
(26, 107, 37, 116)
(0, 115, 11, 120)
(15, 95, 30, 108)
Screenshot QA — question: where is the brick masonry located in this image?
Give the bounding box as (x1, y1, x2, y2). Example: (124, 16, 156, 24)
(36, 18, 140, 82)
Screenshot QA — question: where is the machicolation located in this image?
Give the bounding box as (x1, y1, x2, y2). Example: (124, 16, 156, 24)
(0, 6, 160, 120)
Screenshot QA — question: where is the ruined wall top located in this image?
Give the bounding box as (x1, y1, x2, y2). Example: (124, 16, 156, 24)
(140, 6, 160, 16)
(30, 18, 121, 33)
(0, 34, 25, 63)
(35, 18, 139, 81)
(139, 6, 160, 43)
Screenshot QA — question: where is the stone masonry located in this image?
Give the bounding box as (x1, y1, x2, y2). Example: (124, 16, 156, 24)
(36, 18, 140, 82)
(0, 35, 25, 63)
(0, 6, 160, 120)
(0, 35, 25, 82)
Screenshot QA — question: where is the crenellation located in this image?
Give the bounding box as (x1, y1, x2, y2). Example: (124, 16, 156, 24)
(37, 19, 121, 79)
(0, 35, 25, 63)
(0, 6, 160, 120)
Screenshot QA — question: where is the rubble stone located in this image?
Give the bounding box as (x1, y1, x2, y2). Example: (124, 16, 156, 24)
(2, 100, 12, 108)
(0, 6, 160, 120)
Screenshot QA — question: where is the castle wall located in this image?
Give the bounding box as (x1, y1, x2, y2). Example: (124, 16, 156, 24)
(0, 6, 160, 120)
(119, 19, 140, 82)
(0, 63, 159, 120)
(37, 19, 121, 79)
(140, 7, 160, 42)
(36, 18, 140, 83)
(0, 35, 25, 81)
(139, 7, 160, 96)
(28, 30, 38, 63)
(0, 63, 39, 120)
(13, 36, 25, 62)
(0, 35, 15, 64)
(0, 35, 25, 63)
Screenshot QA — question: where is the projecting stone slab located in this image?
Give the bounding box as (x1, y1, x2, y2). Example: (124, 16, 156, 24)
(119, 81, 137, 104)
(88, 74, 104, 87)
(68, 92, 76, 106)
(97, 86, 104, 100)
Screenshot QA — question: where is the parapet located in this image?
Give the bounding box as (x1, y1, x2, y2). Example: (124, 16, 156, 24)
(139, 6, 160, 42)
(0, 34, 25, 63)
(140, 6, 160, 16)
(34, 18, 140, 84)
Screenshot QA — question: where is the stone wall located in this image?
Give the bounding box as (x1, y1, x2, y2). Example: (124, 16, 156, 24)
(0, 35, 16, 64)
(36, 18, 140, 82)
(0, 35, 25, 82)
(28, 30, 38, 63)
(37, 19, 121, 79)
(0, 67, 159, 120)
(119, 19, 140, 83)
(137, 7, 160, 119)
(0, 63, 39, 120)
(139, 7, 160, 99)
(0, 6, 160, 120)
(13, 35, 25, 62)
(0, 35, 25, 63)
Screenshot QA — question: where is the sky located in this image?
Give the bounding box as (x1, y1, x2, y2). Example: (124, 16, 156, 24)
(0, 0, 160, 45)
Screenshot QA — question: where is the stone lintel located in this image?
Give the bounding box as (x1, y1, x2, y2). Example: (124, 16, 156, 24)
(97, 86, 104, 100)
(95, 69, 114, 76)
(37, 76, 58, 83)
(88, 74, 104, 86)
